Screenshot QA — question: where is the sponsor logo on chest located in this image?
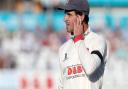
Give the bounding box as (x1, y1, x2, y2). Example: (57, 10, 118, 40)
(63, 64, 85, 80)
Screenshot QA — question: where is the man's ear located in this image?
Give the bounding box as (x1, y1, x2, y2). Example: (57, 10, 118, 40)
(81, 14, 85, 22)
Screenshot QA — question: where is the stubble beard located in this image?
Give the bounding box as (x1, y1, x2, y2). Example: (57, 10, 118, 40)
(66, 25, 73, 33)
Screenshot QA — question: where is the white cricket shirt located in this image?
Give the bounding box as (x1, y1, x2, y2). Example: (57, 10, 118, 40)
(58, 27, 109, 89)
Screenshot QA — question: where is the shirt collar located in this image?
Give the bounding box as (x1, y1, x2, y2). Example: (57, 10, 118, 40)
(84, 26, 90, 36)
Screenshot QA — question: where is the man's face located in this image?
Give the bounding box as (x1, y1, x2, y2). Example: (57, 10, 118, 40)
(64, 10, 77, 33)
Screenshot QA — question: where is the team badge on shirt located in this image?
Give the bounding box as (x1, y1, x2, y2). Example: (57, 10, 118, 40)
(63, 53, 68, 61)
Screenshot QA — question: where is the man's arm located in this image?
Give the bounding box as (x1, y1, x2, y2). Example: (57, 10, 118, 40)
(73, 34, 107, 76)
(58, 48, 64, 89)
(73, 15, 108, 76)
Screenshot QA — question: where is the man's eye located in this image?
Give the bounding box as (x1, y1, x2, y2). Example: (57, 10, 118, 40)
(65, 12, 71, 15)
(67, 13, 72, 16)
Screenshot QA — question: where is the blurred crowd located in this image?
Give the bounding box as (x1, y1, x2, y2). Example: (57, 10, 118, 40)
(0, 18, 128, 70)
(0, 0, 128, 89)
(0, 0, 127, 69)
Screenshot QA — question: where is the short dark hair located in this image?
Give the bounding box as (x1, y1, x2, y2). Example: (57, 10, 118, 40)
(74, 10, 89, 25)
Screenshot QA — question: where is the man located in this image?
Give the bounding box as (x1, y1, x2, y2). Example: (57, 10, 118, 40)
(57, 0, 109, 89)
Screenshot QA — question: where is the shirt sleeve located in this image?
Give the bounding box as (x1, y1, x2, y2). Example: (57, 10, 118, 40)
(73, 35, 107, 76)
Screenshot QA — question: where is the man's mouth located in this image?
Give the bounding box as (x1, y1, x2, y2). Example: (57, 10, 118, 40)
(66, 23, 70, 26)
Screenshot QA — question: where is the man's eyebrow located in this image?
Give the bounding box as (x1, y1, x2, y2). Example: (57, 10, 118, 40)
(67, 13, 71, 15)
(65, 12, 72, 15)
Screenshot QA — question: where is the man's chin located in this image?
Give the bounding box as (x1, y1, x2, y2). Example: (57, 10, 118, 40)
(67, 29, 72, 33)
(66, 27, 73, 33)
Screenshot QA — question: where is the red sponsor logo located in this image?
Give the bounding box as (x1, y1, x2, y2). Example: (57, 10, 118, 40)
(67, 65, 84, 75)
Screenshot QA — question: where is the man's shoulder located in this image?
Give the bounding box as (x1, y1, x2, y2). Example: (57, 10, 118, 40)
(59, 39, 72, 52)
(89, 31, 106, 43)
